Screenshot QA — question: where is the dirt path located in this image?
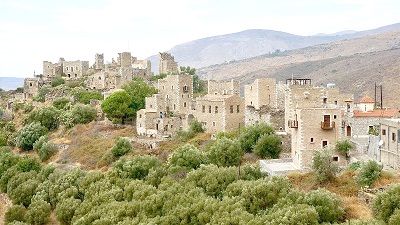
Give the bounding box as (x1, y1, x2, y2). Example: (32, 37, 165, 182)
(0, 193, 12, 225)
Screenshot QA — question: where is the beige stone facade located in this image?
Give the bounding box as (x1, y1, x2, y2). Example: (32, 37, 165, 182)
(159, 52, 178, 74)
(244, 78, 277, 109)
(193, 94, 244, 133)
(379, 118, 400, 170)
(207, 80, 240, 95)
(23, 78, 41, 99)
(63, 60, 89, 80)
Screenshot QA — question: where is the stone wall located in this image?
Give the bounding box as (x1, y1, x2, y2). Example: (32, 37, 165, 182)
(244, 78, 276, 109)
(207, 80, 239, 95)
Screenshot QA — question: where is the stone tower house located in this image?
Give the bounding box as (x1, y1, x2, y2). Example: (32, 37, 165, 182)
(159, 52, 178, 74)
(95, 53, 105, 70)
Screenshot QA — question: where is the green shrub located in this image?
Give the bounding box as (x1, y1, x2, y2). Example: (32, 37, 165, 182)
(357, 160, 382, 187)
(0, 130, 8, 146)
(207, 137, 243, 167)
(37, 141, 57, 162)
(27, 107, 60, 130)
(26, 200, 51, 225)
(389, 209, 400, 225)
(169, 144, 206, 170)
(16, 123, 48, 151)
(33, 85, 51, 102)
(177, 120, 204, 141)
(53, 98, 70, 110)
(73, 89, 103, 104)
(51, 76, 65, 87)
(55, 197, 81, 225)
(239, 123, 275, 152)
(111, 138, 132, 158)
(253, 134, 282, 159)
(71, 104, 97, 124)
(5, 205, 27, 224)
(114, 155, 161, 180)
(312, 150, 338, 183)
(265, 204, 319, 225)
(101, 90, 134, 124)
(335, 139, 353, 156)
(304, 189, 345, 223)
(373, 185, 400, 222)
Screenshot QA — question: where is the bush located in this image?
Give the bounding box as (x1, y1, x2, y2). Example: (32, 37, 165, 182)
(37, 141, 57, 162)
(239, 123, 275, 152)
(265, 204, 319, 225)
(33, 85, 51, 102)
(389, 209, 400, 225)
(16, 123, 48, 151)
(53, 98, 70, 110)
(71, 104, 97, 124)
(357, 160, 382, 187)
(114, 155, 161, 180)
(55, 197, 81, 225)
(111, 138, 132, 158)
(335, 140, 353, 156)
(26, 200, 51, 225)
(176, 120, 205, 141)
(73, 89, 103, 104)
(312, 150, 338, 183)
(101, 90, 134, 124)
(253, 134, 282, 159)
(51, 76, 65, 87)
(207, 137, 243, 167)
(304, 189, 345, 223)
(27, 107, 60, 130)
(373, 185, 400, 222)
(0, 130, 8, 146)
(169, 144, 206, 170)
(5, 205, 27, 224)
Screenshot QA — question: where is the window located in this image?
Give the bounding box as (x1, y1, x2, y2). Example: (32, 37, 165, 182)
(334, 100, 338, 105)
(323, 98, 327, 104)
(382, 129, 386, 135)
(237, 105, 240, 113)
(150, 104, 153, 108)
(213, 122, 216, 126)
(75, 74, 77, 77)
(98, 76, 101, 80)
(183, 86, 189, 92)
(250, 101, 253, 105)
(139, 114, 142, 118)
(184, 102, 187, 107)
(392, 133, 396, 142)
(322, 140, 328, 148)
(333, 115, 337, 119)
(230, 105, 234, 113)
(215, 106, 218, 113)
(310, 138, 314, 143)
(332, 156, 339, 162)
(71, 67, 74, 72)
(171, 86, 174, 90)
(29, 83, 32, 87)
(208, 106, 212, 113)
(173, 104, 176, 110)
(202, 105, 205, 113)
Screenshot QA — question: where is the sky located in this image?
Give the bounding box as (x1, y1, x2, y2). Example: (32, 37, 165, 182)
(0, 0, 399, 78)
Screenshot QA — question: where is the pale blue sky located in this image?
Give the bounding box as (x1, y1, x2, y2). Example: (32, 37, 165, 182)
(0, 0, 399, 77)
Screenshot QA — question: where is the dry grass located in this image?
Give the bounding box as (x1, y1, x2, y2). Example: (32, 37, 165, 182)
(372, 170, 400, 188)
(342, 196, 373, 220)
(0, 194, 11, 225)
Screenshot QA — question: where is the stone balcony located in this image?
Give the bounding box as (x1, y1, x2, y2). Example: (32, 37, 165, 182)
(321, 121, 335, 130)
(288, 120, 298, 128)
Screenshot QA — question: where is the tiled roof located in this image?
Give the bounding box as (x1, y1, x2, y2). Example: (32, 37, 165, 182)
(359, 96, 375, 104)
(353, 109, 399, 118)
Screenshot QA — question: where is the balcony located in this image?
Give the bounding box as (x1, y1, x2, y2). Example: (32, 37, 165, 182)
(321, 121, 335, 130)
(288, 120, 299, 128)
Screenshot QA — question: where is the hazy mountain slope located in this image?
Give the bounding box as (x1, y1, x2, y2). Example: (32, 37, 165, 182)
(148, 23, 400, 72)
(0, 77, 24, 91)
(198, 31, 400, 107)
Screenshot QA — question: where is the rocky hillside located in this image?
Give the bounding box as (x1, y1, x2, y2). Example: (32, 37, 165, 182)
(198, 31, 400, 108)
(148, 23, 400, 72)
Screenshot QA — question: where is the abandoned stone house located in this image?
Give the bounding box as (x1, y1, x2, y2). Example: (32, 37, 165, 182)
(244, 78, 277, 126)
(43, 57, 89, 80)
(379, 118, 400, 170)
(23, 78, 41, 100)
(137, 74, 194, 137)
(159, 52, 178, 75)
(207, 79, 240, 95)
(285, 79, 354, 169)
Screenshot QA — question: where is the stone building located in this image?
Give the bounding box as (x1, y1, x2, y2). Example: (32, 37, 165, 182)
(23, 77, 41, 99)
(43, 58, 89, 80)
(94, 53, 105, 70)
(192, 93, 244, 133)
(379, 118, 400, 170)
(159, 52, 178, 74)
(244, 78, 277, 109)
(207, 80, 240, 95)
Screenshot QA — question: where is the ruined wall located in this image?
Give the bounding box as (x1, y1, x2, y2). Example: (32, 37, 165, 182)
(23, 78, 40, 99)
(207, 80, 240, 95)
(159, 52, 178, 74)
(95, 53, 105, 70)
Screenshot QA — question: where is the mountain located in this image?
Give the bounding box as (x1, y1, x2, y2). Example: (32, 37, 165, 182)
(148, 23, 400, 72)
(0, 77, 24, 91)
(197, 31, 400, 108)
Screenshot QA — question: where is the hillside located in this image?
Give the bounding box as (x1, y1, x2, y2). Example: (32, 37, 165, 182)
(148, 23, 400, 72)
(198, 31, 400, 107)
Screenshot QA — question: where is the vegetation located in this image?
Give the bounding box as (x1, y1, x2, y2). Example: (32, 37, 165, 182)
(150, 73, 167, 81)
(177, 120, 204, 141)
(51, 76, 65, 87)
(253, 134, 282, 159)
(335, 139, 354, 156)
(169, 144, 206, 170)
(357, 160, 382, 187)
(239, 123, 275, 152)
(101, 90, 135, 124)
(207, 137, 243, 166)
(110, 137, 132, 158)
(33, 136, 57, 161)
(122, 78, 157, 115)
(52, 97, 70, 110)
(26, 107, 60, 131)
(72, 89, 103, 104)
(33, 85, 51, 102)
(15, 123, 48, 151)
(373, 185, 400, 223)
(70, 104, 97, 124)
(312, 149, 338, 183)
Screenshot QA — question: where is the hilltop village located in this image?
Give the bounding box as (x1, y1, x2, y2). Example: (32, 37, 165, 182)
(1, 49, 400, 224)
(0, 50, 397, 175)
